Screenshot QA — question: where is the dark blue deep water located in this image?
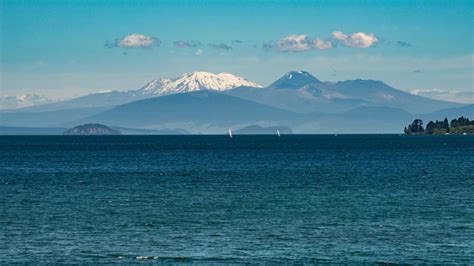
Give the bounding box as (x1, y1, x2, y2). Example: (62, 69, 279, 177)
(1, 135, 473, 263)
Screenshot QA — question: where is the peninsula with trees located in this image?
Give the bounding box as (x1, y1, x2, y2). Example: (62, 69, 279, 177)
(404, 116, 474, 135)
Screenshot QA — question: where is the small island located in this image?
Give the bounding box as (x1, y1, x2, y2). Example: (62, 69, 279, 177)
(64, 123, 121, 135)
(404, 116, 474, 135)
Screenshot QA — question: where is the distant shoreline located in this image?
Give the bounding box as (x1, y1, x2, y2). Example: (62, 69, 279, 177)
(1, 133, 473, 137)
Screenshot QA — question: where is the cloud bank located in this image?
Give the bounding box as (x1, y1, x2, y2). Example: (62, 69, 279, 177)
(411, 89, 474, 104)
(275, 31, 378, 52)
(277, 35, 333, 52)
(103, 31, 377, 52)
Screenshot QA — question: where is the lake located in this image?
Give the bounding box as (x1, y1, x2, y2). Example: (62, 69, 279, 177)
(1, 135, 473, 263)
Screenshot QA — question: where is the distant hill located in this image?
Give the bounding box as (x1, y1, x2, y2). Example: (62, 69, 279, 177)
(421, 104, 474, 121)
(329, 79, 461, 114)
(234, 125, 292, 135)
(73, 91, 299, 133)
(112, 126, 189, 135)
(226, 84, 369, 113)
(64, 123, 121, 135)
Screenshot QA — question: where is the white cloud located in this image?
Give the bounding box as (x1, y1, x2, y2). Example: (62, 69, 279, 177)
(332, 31, 378, 48)
(411, 89, 474, 104)
(119, 34, 159, 48)
(195, 49, 204, 56)
(106, 34, 160, 49)
(277, 35, 333, 52)
(277, 35, 314, 52)
(276, 31, 378, 52)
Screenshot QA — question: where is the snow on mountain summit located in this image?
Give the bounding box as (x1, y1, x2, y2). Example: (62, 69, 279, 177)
(268, 70, 321, 89)
(138, 71, 262, 96)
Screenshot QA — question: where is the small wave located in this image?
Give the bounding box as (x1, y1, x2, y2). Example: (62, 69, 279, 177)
(136, 256, 159, 260)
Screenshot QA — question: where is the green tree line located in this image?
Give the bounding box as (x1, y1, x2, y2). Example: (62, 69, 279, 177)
(404, 116, 474, 135)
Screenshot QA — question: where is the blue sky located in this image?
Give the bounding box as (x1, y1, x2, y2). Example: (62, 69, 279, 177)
(1, 0, 473, 100)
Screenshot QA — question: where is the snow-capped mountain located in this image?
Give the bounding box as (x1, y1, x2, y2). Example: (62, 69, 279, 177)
(7, 71, 263, 112)
(137, 71, 262, 96)
(0, 94, 53, 110)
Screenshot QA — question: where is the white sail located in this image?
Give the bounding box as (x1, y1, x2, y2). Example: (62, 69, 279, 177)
(277, 129, 281, 137)
(228, 128, 233, 138)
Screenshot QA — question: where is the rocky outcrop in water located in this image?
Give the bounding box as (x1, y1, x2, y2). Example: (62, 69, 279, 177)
(64, 123, 121, 135)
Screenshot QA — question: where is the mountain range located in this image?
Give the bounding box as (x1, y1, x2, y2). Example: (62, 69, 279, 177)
(1, 70, 472, 134)
(226, 71, 461, 114)
(4, 72, 261, 113)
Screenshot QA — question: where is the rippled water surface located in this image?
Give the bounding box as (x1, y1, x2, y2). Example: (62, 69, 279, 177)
(1, 135, 473, 263)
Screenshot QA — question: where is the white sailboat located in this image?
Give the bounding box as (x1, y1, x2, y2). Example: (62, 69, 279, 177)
(277, 129, 281, 137)
(228, 128, 233, 138)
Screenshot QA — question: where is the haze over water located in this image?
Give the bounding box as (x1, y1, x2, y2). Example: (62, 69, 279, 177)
(1, 135, 473, 263)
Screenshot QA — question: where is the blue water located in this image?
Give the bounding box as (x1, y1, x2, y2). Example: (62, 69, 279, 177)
(1, 135, 473, 263)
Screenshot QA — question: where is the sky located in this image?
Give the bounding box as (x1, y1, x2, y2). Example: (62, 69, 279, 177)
(1, 0, 473, 101)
